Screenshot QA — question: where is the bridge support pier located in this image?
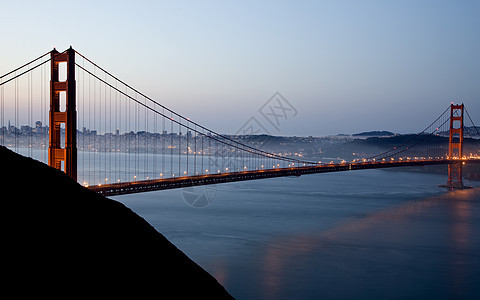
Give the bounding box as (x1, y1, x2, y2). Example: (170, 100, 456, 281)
(48, 47, 77, 181)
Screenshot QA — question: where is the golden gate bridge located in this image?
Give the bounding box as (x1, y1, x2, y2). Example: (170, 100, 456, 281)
(1, 47, 479, 196)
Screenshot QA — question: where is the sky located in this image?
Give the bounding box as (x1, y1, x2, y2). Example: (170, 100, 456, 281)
(1, 0, 479, 136)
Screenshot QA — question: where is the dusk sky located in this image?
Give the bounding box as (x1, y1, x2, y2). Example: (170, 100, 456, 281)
(1, 0, 479, 136)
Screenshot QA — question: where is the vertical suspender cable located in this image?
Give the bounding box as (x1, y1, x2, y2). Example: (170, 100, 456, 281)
(170, 112, 173, 177)
(153, 101, 157, 179)
(145, 95, 148, 179)
(178, 117, 181, 176)
(201, 127, 204, 174)
(135, 92, 138, 180)
(194, 124, 197, 174)
(93, 66, 96, 184)
(28, 63, 31, 157)
(114, 78, 118, 183)
(81, 61, 85, 184)
(15, 72, 18, 152)
(0, 77, 3, 147)
(162, 106, 165, 178)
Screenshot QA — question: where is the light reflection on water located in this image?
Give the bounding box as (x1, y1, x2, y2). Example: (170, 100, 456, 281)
(257, 189, 479, 299)
(114, 169, 480, 300)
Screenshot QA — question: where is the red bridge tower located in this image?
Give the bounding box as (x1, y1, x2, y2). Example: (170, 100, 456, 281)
(48, 47, 77, 181)
(446, 103, 464, 188)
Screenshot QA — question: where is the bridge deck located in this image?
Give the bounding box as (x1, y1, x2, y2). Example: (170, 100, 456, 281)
(89, 159, 480, 196)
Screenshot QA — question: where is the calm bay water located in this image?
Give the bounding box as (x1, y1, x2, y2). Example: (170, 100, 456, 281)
(114, 168, 480, 299)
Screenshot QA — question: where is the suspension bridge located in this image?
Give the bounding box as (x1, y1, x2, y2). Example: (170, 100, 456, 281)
(1, 47, 479, 196)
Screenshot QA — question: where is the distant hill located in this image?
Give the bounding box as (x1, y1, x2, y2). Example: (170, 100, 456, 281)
(353, 131, 395, 137)
(437, 126, 480, 137)
(1, 146, 232, 298)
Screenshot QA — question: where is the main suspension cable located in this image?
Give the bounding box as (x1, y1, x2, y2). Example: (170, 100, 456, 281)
(364, 105, 451, 161)
(75, 60, 314, 165)
(74, 50, 316, 165)
(0, 51, 51, 80)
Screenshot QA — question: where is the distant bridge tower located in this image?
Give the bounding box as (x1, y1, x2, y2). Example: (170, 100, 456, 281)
(446, 103, 464, 188)
(48, 47, 77, 181)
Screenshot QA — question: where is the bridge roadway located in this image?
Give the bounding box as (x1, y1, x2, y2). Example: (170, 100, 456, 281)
(89, 159, 480, 196)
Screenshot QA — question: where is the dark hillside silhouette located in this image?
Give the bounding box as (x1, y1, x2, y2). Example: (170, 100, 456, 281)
(1, 145, 232, 298)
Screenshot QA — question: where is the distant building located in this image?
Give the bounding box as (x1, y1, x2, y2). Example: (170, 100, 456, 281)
(33, 121, 43, 133)
(8, 120, 15, 133)
(21, 125, 32, 134)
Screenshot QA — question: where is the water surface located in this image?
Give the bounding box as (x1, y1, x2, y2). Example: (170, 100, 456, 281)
(113, 169, 480, 299)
